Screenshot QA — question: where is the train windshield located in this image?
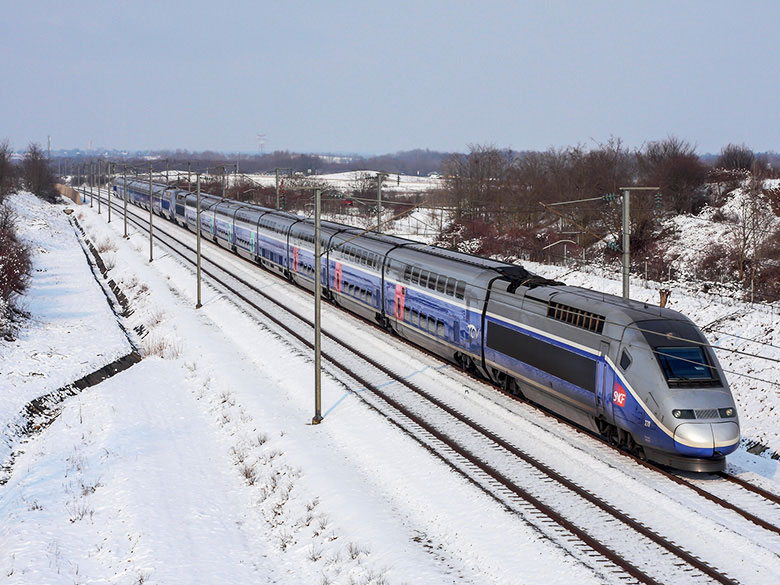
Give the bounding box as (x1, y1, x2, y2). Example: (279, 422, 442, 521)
(654, 346, 715, 382)
(636, 319, 720, 386)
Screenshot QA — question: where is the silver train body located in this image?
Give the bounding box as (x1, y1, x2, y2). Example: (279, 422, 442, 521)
(113, 179, 741, 472)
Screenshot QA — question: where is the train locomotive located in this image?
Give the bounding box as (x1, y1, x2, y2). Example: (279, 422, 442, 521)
(113, 178, 741, 472)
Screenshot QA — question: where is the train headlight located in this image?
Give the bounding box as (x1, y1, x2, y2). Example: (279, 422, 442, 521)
(672, 409, 695, 419)
(718, 407, 735, 418)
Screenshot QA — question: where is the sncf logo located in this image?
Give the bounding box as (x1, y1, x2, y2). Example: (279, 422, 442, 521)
(612, 382, 627, 408)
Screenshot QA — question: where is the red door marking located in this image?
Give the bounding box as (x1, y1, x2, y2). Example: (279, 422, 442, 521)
(335, 262, 343, 292)
(293, 246, 299, 272)
(612, 381, 627, 408)
(395, 284, 405, 320)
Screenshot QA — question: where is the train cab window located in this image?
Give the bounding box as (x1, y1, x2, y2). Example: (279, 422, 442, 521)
(639, 319, 720, 386)
(455, 281, 466, 299)
(620, 350, 632, 371)
(655, 347, 715, 383)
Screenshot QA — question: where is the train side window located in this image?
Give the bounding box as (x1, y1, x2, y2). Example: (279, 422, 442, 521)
(411, 309, 419, 326)
(437, 320, 446, 338)
(411, 267, 420, 285)
(445, 277, 456, 296)
(455, 281, 466, 299)
(436, 275, 446, 293)
(404, 265, 412, 281)
(428, 273, 437, 290)
(419, 271, 429, 288)
(620, 350, 632, 371)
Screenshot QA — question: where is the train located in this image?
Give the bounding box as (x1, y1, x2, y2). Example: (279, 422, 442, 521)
(111, 178, 741, 472)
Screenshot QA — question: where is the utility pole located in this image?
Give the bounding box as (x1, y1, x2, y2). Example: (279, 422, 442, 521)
(97, 160, 102, 214)
(196, 174, 202, 309)
(89, 161, 93, 208)
(149, 164, 154, 262)
(312, 188, 323, 425)
(187, 161, 191, 193)
(376, 172, 388, 231)
(622, 188, 630, 299)
(107, 161, 112, 223)
(123, 166, 128, 238)
(617, 186, 659, 300)
(275, 168, 280, 209)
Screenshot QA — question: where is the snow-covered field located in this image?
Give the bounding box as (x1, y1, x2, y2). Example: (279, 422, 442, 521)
(1, 191, 778, 584)
(175, 170, 442, 195)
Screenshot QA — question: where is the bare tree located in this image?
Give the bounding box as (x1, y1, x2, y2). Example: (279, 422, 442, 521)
(21, 143, 57, 202)
(0, 140, 15, 203)
(716, 143, 755, 172)
(636, 137, 708, 214)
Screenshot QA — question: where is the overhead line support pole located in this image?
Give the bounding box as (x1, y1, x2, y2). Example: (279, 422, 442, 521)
(196, 174, 202, 309)
(149, 164, 153, 262)
(107, 161, 111, 223)
(313, 188, 323, 425)
(617, 186, 659, 300)
(97, 160, 102, 215)
(622, 188, 630, 299)
(123, 166, 128, 238)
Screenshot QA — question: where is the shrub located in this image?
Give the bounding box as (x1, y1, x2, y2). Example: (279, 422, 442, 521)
(0, 204, 32, 336)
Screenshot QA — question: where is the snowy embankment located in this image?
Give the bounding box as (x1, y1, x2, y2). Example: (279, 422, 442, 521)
(0, 194, 131, 467)
(0, 193, 606, 585)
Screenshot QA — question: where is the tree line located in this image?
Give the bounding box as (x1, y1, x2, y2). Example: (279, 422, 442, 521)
(433, 138, 780, 302)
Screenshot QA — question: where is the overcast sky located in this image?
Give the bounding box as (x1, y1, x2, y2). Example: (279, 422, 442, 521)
(2, 1, 779, 155)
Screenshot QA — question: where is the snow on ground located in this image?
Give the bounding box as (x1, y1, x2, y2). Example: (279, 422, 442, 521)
(0, 194, 607, 584)
(207, 170, 442, 194)
(0, 193, 131, 466)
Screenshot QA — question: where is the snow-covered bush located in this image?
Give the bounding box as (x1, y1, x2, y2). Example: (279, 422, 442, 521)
(0, 202, 31, 338)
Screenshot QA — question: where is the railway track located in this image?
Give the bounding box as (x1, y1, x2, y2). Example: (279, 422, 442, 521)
(85, 191, 779, 584)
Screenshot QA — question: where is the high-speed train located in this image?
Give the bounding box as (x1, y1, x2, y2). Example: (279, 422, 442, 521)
(113, 178, 741, 472)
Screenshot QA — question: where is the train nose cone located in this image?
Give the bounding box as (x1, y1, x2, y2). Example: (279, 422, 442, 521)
(673, 422, 740, 457)
(712, 421, 740, 455)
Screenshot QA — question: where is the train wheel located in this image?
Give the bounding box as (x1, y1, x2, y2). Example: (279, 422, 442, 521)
(504, 375, 524, 398)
